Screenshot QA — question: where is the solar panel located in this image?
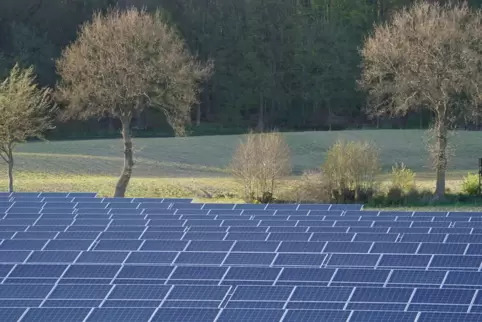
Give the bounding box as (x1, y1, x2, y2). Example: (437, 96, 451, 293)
(88, 308, 155, 322)
(28, 251, 81, 263)
(283, 309, 350, 322)
(126, 251, 177, 264)
(216, 309, 284, 322)
(49, 284, 113, 299)
(167, 285, 230, 300)
(150, 308, 218, 322)
(108, 284, 171, 299)
(3, 193, 482, 320)
(21, 308, 91, 321)
(349, 311, 418, 322)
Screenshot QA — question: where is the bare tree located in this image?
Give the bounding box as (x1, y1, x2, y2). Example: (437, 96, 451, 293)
(359, 1, 482, 198)
(0, 63, 55, 192)
(230, 130, 291, 202)
(56, 8, 213, 197)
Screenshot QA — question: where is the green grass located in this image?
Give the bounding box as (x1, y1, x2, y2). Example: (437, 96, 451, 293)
(1, 129, 481, 203)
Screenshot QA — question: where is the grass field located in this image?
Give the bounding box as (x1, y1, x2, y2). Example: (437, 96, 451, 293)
(1, 129, 481, 202)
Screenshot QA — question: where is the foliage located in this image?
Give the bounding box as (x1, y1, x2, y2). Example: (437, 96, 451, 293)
(230, 130, 291, 202)
(360, 1, 482, 197)
(389, 162, 416, 193)
(0, 64, 55, 191)
(462, 172, 480, 196)
(56, 7, 212, 197)
(321, 140, 380, 202)
(290, 169, 331, 203)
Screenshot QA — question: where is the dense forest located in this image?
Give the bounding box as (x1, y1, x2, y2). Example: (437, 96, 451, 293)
(1, 0, 482, 139)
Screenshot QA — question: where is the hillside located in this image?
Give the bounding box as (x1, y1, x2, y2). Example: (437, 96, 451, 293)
(5, 130, 481, 178)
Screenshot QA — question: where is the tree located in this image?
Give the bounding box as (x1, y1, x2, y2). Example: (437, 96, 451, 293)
(230, 130, 291, 202)
(359, 1, 482, 198)
(0, 63, 55, 192)
(56, 8, 212, 197)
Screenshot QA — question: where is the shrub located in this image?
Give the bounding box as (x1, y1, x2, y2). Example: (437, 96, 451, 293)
(293, 170, 331, 203)
(321, 140, 380, 202)
(230, 130, 291, 202)
(462, 172, 479, 196)
(390, 163, 415, 193)
(386, 186, 404, 205)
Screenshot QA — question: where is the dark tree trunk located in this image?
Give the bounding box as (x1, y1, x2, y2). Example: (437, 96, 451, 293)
(114, 116, 134, 197)
(433, 119, 447, 198)
(7, 149, 13, 193)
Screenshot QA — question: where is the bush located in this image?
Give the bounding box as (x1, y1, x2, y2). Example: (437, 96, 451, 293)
(386, 186, 404, 205)
(390, 163, 415, 193)
(230, 130, 291, 202)
(462, 172, 479, 196)
(292, 170, 331, 203)
(321, 140, 380, 202)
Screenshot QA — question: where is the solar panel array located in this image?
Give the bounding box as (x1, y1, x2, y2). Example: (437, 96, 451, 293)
(0, 192, 481, 321)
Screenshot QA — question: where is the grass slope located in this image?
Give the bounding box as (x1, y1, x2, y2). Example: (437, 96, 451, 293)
(0, 129, 480, 199)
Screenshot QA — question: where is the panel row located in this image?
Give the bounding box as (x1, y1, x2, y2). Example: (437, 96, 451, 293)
(1, 284, 482, 312)
(2, 265, 482, 287)
(2, 307, 481, 322)
(2, 239, 482, 254)
(1, 231, 482, 242)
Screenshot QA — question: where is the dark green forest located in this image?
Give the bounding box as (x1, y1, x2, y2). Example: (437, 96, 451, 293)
(1, 0, 481, 139)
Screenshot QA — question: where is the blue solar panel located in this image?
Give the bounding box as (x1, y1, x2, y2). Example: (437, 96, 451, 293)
(327, 254, 380, 267)
(378, 254, 431, 268)
(351, 287, 413, 302)
(0, 251, 30, 263)
(10, 264, 67, 278)
(278, 268, 335, 282)
(216, 309, 284, 322)
(412, 288, 475, 304)
(290, 286, 352, 302)
(45, 240, 93, 251)
(232, 241, 280, 252)
(225, 267, 281, 281)
(49, 284, 112, 299)
(0, 284, 53, 298)
(63, 265, 120, 278)
(283, 309, 350, 322)
(21, 308, 91, 322)
(174, 252, 227, 265)
(370, 242, 419, 254)
(186, 241, 234, 252)
(4, 193, 482, 321)
(333, 268, 390, 283)
(324, 241, 371, 253)
(418, 312, 482, 322)
(430, 255, 482, 269)
(126, 252, 177, 264)
(350, 311, 418, 322)
(0, 308, 27, 322)
(93, 240, 142, 251)
(224, 253, 275, 265)
(28, 251, 80, 263)
(87, 308, 155, 322)
(116, 265, 173, 279)
(108, 284, 171, 299)
(168, 285, 230, 300)
(150, 308, 218, 322)
(446, 271, 482, 287)
(274, 253, 325, 266)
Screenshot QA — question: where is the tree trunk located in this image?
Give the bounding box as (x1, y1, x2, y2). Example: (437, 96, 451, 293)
(433, 120, 448, 198)
(114, 116, 134, 197)
(7, 149, 13, 193)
